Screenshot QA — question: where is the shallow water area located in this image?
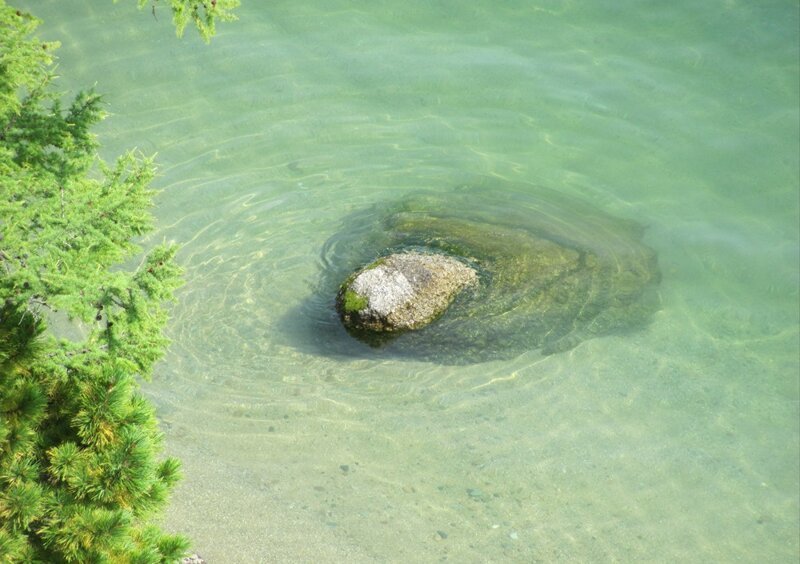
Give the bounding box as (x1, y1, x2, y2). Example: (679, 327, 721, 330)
(23, 1, 800, 562)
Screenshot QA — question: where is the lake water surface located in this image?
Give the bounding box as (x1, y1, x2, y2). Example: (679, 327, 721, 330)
(27, 1, 799, 562)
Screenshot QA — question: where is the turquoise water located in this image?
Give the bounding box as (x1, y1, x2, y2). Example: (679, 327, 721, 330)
(27, 1, 799, 562)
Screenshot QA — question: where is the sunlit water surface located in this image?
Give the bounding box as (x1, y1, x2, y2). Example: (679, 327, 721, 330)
(27, 1, 799, 562)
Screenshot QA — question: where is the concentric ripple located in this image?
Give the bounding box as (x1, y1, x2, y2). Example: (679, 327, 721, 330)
(292, 180, 661, 363)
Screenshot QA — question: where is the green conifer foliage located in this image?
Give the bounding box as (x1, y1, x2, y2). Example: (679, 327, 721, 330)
(1, 3, 194, 561)
(127, 0, 240, 42)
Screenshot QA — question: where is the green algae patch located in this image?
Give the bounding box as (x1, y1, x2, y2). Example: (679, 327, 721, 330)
(341, 288, 368, 313)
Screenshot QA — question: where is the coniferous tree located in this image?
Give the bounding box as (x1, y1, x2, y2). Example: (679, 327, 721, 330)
(0, 1, 238, 560)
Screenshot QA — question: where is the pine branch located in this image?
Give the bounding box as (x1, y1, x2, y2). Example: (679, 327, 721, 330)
(128, 0, 240, 42)
(1, 4, 190, 561)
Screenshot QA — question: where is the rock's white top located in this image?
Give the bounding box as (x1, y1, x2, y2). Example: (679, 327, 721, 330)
(350, 267, 414, 317)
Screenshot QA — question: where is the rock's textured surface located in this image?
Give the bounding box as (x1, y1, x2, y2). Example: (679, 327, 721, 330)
(337, 252, 477, 332)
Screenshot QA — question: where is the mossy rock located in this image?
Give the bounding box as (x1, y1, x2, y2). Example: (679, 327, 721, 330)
(336, 252, 478, 335)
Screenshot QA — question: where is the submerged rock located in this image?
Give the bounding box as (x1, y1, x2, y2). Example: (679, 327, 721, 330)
(311, 184, 661, 363)
(337, 252, 477, 333)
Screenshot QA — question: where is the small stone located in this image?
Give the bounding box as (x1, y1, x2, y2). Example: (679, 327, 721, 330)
(509, 531, 518, 540)
(339, 464, 350, 473)
(466, 488, 487, 501)
(434, 530, 448, 541)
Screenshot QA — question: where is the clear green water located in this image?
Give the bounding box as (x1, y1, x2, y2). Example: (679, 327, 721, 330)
(27, 1, 799, 562)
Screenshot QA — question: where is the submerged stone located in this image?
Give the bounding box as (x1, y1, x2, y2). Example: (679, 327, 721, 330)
(310, 184, 661, 363)
(337, 252, 477, 333)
